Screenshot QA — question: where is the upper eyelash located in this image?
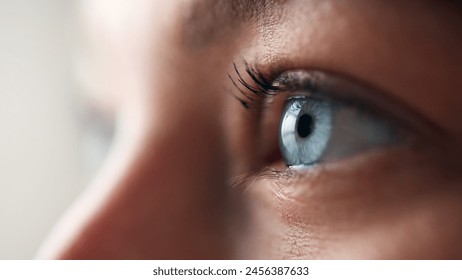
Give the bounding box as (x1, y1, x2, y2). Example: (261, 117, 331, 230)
(229, 60, 326, 110)
(228, 60, 281, 109)
(229, 61, 401, 123)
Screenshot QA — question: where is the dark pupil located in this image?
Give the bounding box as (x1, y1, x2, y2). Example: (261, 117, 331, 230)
(297, 114, 313, 138)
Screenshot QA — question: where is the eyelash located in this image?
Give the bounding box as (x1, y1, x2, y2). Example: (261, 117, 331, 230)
(229, 60, 330, 112)
(228, 60, 280, 109)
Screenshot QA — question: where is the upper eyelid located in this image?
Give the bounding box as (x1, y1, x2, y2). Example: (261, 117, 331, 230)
(229, 60, 446, 143)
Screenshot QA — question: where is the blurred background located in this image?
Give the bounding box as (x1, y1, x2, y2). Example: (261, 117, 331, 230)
(0, 0, 111, 259)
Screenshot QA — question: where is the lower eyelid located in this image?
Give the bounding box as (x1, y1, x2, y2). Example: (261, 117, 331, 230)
(265, 147, 408, 201)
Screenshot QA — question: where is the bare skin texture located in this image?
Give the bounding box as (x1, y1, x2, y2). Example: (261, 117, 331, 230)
(38, 0, 462, 259)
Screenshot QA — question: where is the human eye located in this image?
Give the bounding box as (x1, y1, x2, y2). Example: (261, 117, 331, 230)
(278, 72, 404, 168)
(230, 62, 433, 170)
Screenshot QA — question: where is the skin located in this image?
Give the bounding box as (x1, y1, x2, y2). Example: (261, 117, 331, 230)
(37, 0, 462, 259)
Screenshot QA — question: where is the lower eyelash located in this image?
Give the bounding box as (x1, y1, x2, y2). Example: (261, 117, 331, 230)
(228, 167, 287, 192)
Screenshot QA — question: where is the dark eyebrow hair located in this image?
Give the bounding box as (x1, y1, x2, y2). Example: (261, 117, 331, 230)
(179, 0, 286, 49)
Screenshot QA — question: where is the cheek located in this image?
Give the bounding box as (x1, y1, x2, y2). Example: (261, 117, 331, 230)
(307, 157, 462, 259)
(237, 148, 462, 259)
(329, 190, 462, 259)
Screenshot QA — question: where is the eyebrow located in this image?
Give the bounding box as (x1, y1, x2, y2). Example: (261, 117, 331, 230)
(179, 0, 286, 49)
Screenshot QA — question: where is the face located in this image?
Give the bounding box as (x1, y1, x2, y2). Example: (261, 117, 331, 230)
(38, 0, 462, 259)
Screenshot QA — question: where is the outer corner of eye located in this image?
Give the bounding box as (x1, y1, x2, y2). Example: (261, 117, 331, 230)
(278, 93, 405, 168)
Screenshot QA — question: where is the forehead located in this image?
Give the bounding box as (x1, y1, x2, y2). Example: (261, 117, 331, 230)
(79, 0, 462, 134)
(81, 0, 461, 43)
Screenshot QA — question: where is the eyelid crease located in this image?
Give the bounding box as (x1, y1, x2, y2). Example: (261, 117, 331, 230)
(229, 60, 447, 144)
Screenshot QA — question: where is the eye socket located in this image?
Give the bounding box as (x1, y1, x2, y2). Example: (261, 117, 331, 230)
(229, 63, 435, 170)
(280, 95, 402, 167)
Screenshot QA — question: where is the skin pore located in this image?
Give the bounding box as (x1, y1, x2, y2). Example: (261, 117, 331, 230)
(37, 0, 462, 259)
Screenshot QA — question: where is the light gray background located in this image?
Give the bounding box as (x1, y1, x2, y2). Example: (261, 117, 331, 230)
(0, 0, 100, 259)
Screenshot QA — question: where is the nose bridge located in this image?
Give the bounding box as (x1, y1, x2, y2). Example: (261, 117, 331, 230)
(39, 73, 231, 259)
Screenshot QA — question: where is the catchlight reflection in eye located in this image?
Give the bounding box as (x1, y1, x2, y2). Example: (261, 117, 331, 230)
(279, 95, 403, 168)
